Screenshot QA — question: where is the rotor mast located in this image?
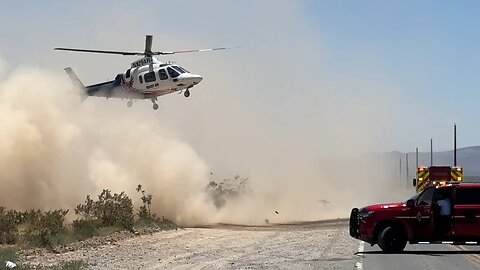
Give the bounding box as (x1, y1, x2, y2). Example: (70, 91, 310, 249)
(144, 35, 153, 57)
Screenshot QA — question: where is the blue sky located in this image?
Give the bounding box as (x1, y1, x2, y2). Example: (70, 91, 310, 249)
(1, 1, 479, 157)
(303, 1, 480, 151)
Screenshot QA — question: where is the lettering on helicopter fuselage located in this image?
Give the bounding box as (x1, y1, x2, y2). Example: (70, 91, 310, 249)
(146, 83, 159, 90)
(131, 57, 153, 68)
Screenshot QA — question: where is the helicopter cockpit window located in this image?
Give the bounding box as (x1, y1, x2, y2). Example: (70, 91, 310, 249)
(177, 66, 189, 73)
(159, 69, 168, 80)
(167, 67, 180, 78)
(172, 66, 185, 74)
(139, 75, 143, 84)
(125, 69, 131, 78)
(144, 72, 156, 83)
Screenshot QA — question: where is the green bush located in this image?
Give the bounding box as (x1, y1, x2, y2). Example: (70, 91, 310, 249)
(0, 207, 19, 244)
(0, 247, 17, 268)
(72, 219, 98, 240)
(18, 260, 87, 270)
(0, 186, 176, 249)
(75, 189, 134, 230)
(24, 209, 69, 247)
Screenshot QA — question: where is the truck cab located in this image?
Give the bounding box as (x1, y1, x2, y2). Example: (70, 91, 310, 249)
(349, 183, 480, 253)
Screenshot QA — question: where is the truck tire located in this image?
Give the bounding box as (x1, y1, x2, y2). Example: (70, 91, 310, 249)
(377, 226, 407, 253)
(349, 208, 359, 238)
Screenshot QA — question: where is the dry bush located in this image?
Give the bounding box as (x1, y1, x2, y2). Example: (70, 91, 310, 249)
(206, 175, 250, 208)
(136, 184, 154, 221)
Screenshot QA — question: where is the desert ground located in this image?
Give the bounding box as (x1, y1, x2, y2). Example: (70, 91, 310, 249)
(19, 219, 360, 269)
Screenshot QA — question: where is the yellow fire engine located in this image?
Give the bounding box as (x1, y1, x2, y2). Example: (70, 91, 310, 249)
(414, 166, 463, 192)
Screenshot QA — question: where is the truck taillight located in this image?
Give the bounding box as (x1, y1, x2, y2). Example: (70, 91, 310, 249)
(458, 177, 462, 181)
(456, 168, 462, 172)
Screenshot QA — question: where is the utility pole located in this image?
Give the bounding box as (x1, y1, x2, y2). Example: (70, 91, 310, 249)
(454, 123, 457, 167)
(394, 160, 397, 180)
(430, 138, 433, 166)
(399, 158, 402, 182)
(416, 147, 419, 168)
(406, 153, 409, 188)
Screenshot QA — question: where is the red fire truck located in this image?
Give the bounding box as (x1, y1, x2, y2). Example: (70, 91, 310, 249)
(413, 166, 463, 192)
(350, 183, 480, 253)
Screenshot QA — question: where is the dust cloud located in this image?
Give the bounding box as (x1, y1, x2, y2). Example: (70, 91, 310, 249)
(0, 3, 413, 226)
(0, 63, 410, 226)
(0, 66, 217, 225)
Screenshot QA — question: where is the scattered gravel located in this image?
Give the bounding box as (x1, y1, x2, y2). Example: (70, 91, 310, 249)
(17, 220, 359, 269)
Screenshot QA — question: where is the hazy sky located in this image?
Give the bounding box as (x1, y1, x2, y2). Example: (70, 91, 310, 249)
(1, 0, 479, 156)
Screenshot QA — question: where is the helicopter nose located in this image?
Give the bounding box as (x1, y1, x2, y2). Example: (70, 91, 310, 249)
(191, 74, 203, 85)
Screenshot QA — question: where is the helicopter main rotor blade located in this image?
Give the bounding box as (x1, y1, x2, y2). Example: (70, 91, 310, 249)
(54, 48, 145, 56)
(144, 35, 153, 56)
(153, 47, 230, 55)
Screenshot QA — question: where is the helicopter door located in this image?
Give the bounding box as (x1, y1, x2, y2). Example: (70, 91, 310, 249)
(167, 67, 180, 82)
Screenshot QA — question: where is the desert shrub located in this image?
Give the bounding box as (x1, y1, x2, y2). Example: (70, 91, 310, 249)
(24, 209, 69, 247)
(19, 260, 87, 270)
(157, 216, 177, 230)
(0, 247, 17, 268)
(75, 189, 134, 230)
(72, 219, 98, 240)
(0, 207, 19, 244)
(136, 184, 154, 221)
(56, 260, 87, 270)
(133, 184, 178, 230)
(206, 175, 250, 208)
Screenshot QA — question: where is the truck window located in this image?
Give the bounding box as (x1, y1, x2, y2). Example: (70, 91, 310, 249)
(455, 188, 480, 205)
(433, 188, 453, 202)
(417, 187, 435, 206)
(144, 72, 156, 83)
(126, 69, 131, 78)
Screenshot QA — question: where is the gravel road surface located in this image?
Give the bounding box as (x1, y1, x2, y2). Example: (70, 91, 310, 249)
(20, 220, 361, 269)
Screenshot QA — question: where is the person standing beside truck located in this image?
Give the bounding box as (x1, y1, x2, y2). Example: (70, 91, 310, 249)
(433, 188, 453, 237)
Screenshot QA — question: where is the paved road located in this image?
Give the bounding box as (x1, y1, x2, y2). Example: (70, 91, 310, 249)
(359, 242, 480, 270)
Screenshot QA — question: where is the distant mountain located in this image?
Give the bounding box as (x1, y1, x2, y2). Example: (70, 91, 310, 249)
(383, 146, 480, 177)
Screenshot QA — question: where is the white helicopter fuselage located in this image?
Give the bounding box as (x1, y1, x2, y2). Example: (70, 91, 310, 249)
(80, 57, 202, 101)
(124, 57, 202, 98)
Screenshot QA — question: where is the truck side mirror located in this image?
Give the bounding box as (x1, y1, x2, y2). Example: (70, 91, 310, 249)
(406, 199, 415, 209)
(412, 178, 417, 187)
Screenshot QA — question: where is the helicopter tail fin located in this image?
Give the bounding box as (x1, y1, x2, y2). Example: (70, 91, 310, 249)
(64, 67, 87, 102)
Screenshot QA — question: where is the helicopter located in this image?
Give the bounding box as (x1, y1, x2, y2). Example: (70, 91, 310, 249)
(55, 35, 228, 110)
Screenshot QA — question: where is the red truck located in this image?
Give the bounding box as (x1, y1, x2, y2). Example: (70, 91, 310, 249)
(349, 183, 480, 253)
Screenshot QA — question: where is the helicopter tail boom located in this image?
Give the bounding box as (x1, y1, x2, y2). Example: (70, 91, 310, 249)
(64, 67, 87, 102)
